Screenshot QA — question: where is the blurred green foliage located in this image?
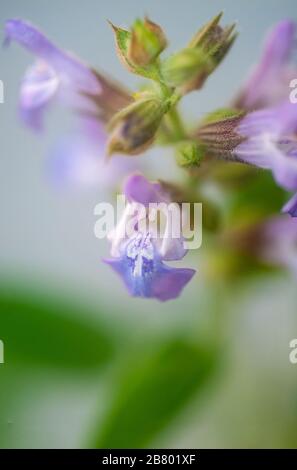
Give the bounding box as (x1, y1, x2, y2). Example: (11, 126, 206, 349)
(92, 339, 219, 448)
(0, 284, 115, 372)
(0, 280, 221, 448)
(0, 269, 296, 449)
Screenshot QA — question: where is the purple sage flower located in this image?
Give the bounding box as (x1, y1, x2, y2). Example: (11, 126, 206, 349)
(4, 19, 101, 130)
(196, 101, 297, 216)
(233, 20, 297, 110)
(234, 101, 297, 216)
(4, 19, 135, 187)
(258, 216, 297, 275)
(282, 192, 297, 217)
(104, 174, 196, 301)
(48, 116, 138, 189)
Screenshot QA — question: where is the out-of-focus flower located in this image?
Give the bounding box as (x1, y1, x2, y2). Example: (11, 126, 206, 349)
(4, 19, 132, 127)
(196, 102, 297, 216)
(235, 102, 297, 215)
(221, 215, 297, 277)
(259, 216, 297, 274)
(48, 117, 137, 189)
(282, 192, 297, 217)
(104, 174, 195, 301)
(5, 18, 136, 187)
(4, 19, 101, 130)
(233, 20, 297, 110)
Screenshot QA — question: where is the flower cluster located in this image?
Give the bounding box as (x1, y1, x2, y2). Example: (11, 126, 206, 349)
(5, 13, 297, 301)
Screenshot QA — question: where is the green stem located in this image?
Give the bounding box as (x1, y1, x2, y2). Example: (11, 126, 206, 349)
(153, 73, 187, 143)
(167, 106, 186, 139)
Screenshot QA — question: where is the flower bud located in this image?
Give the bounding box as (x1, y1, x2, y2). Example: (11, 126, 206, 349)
(109, 18, 167, 79)
(161, 48, 212, 93)
(128, 17, 167, 67)
(107, 95, 167, 156)
(176, 140, 205, 167)
(189, 12, 237, 68)
(161, 13, 237, 94)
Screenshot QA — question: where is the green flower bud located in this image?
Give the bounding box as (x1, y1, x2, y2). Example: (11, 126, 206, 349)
(189, 12, 237, 69)
(188, 12, 224, 48)
(161, 48, 212, 93)
(176, 140, 205, 167)
(128, 17, 167, 67)
(109, 18, 167, 80)
(107, 95, 167, 156)
(161, 13, 237, 95)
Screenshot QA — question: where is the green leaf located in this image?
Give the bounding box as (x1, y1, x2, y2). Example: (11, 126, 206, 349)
(91, 338, 219, 448)
(0, 283, 116, 372)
